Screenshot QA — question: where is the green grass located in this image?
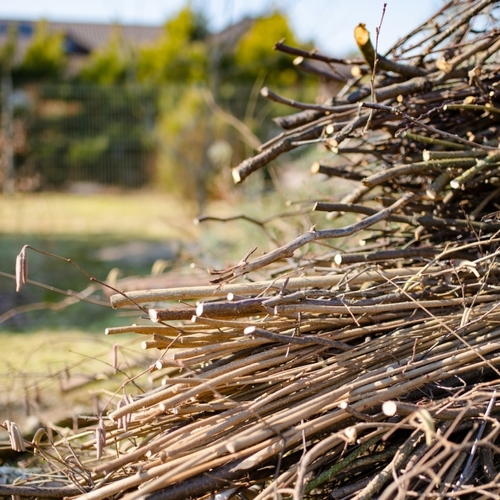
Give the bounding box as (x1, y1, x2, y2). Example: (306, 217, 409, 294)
(0, 191, 195, 424)
(0, 329, 153, 429)
(0, 191, 199, 238)
(0, 191, 200, 331)
(0, 189, 286, 427)
(0, 183, 345, 426)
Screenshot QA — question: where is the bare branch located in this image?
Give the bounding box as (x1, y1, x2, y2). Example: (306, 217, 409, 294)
(210, 193, 414, 282)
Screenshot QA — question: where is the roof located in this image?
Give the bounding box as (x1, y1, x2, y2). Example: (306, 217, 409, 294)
(0, 17, 256, 75)
(0, 19, 163, 56)
(209, 17, 254, 50)
(50, 21, 163, 52)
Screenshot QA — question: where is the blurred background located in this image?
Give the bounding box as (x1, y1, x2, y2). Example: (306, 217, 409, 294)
(0, 0, 439, 198)
(0, 1, 439, 330)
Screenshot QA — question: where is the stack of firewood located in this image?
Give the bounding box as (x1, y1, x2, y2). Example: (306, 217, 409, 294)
(5, 1, 500, 499)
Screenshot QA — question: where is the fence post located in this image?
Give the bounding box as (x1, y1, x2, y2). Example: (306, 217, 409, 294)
(1, 69, 15, 193)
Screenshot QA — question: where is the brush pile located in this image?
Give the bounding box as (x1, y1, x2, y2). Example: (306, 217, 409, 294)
(6, 1, 500, 499)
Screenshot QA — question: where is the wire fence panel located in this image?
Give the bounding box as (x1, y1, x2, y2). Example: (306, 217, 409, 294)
(9, 83, 159, 190)
(1, 81, 314, 196)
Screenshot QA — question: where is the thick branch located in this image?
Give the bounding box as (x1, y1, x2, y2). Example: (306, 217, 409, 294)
(354, 23, 428, 77)
(110, 266, 437, 308)
(232, 123, 325, 183)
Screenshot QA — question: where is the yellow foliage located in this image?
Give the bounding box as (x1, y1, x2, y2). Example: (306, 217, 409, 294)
(234, 12, 301, 86)
(137, 7, 208, 84)
(21, 20, 66, 78)
(79, 26, 130, 84)
(236, 12, 298, 66)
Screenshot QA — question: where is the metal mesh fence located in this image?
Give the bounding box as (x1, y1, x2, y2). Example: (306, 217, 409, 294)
(6, 83, 159, 190)
(1, 81, 315, 195)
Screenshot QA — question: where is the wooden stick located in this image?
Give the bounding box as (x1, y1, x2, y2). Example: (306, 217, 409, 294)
(111, 264, 437, 308)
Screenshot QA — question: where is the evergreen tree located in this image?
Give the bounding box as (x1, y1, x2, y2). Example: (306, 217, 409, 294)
(137, 7, 208, 84)
(232, 12, 303, 86)
(79, 26, 132, 85)
(15, 20, 66, 81)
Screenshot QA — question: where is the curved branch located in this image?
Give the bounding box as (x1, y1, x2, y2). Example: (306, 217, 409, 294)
(210, 193, 414, 282)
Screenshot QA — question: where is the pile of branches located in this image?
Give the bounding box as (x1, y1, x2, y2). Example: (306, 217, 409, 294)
(5, 1, 500, 499)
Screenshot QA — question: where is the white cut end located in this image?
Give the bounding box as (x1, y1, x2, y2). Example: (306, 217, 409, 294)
(244, 326, 256, 335)
(226, 442, 237, 454)
(382, 401, 398, 417)
(334, 254, 343, 266)
(232, 169, 242, 184)
(350, 66, 361, 77)
(260, 86, 269, 97)
(196, 303, 204, 316)
(154, 359, 181, 370)
(426, 189, 437, 200)
(149, 309, 159, 322)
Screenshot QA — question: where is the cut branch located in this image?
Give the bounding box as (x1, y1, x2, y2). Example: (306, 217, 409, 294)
(210, 193, 414, 282)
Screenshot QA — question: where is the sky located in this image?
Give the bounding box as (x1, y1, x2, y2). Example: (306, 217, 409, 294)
(0, 0, 443, 56)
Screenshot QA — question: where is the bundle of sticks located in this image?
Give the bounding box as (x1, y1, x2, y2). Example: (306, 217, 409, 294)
(5, 1, 500, 499)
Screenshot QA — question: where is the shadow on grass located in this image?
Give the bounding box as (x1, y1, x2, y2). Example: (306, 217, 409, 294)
(0, 232, 179, 332)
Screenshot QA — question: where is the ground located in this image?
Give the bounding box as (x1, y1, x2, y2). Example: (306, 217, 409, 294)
(0, 189, 285, 431)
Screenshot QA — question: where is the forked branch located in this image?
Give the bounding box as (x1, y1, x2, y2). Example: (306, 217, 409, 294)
(210, 193, 414, 283)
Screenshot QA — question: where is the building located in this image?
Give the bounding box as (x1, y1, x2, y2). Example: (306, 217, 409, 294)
(0, 19, 164, 75)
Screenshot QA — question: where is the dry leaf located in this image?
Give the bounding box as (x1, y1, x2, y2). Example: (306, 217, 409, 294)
(15, 245, 28, 292)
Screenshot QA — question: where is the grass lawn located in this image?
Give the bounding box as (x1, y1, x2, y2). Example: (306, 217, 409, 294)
(0, 189, 285, 427)
(0, 191, 195, 426)
(0, 190, 199, 238)
(0, 179, 347, 428)
(0, 191, 197, 330)
(0, 328, 157, 431)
